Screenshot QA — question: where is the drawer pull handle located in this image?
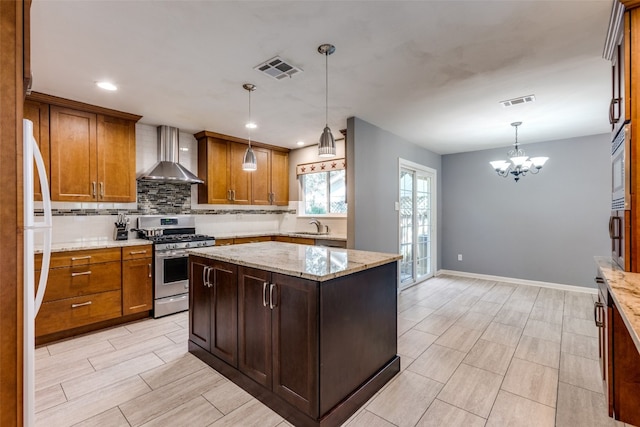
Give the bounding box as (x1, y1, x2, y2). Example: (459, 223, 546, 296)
(71, 255, 91, 261)
(71, 301, 92, 308)
(148, 263, 152, 278)
(262, 282, 268, 307)
(100, 182, 104, 198)
(71, 271, 92, 277)
(269, 283, 277, 309)
(129, 250, 148, 255)
(594, 301, 604, 328)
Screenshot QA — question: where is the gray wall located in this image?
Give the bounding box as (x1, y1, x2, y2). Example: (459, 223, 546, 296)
(441, 133, 610, 288)
(347, 117, 442, 265)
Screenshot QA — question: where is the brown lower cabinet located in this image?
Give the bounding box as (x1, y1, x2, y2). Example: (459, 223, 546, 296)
(188, 255, 399, 427)
(122, 246, 153, 315)
(596, 274, 640, 425)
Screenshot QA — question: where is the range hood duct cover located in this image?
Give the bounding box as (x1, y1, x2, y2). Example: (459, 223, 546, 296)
(138, 126, 204, 184)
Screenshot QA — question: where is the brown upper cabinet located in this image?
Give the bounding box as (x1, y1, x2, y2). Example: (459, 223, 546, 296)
(24, 99, 50, 201)
(26, 92, 141, 202)
(196, 131, 289, 206)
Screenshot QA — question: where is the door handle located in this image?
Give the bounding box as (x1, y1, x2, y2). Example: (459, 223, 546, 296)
(207, 267, 213, 288)
(611, 216, 621, 239)
(100, 182, 104, 198)
(92, 181, 96, 198)
(71, 255, 91, 261)
(71, 301, 92, 308)
(202, 266, 209, 287)
(148, 263, 152, 278)
(594, 301, 604, 327)
(594, 277, 604, 284)
(227, 189, 232, 201)
(262, 282, 268, 307)
(269, 283, 277, 309)
(71, 271, 92, 277)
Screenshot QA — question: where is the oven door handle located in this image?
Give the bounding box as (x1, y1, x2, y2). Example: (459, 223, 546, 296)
(156, 251, 188, 259)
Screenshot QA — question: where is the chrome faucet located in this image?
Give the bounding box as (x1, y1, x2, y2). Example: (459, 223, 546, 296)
(309, 218, 322, 233)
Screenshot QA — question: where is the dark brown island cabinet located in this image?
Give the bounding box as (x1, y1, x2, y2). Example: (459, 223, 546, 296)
(188, 242, 401, 427)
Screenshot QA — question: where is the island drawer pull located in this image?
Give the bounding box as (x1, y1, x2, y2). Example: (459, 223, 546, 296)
(269, 284, 277, 309)
(71, 301, 92, 308)
(202, 266, 209, 287)
(71, 255, 92, 261)
(71, 271, 92, 277)
(262, 282, 268, 307)
(129, 250, 148, 255)
(207, 267, 213, 288)
(594, 301, 604, 328)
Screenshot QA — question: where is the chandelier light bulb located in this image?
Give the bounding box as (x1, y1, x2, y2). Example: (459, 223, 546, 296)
(488, 121, 548, 182)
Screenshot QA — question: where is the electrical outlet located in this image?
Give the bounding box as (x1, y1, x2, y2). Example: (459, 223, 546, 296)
(394, 202, 399, 211)
(457, 254, 462, 261)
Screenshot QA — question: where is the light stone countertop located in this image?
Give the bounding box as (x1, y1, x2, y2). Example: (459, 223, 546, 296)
(188, 241, 401, 282)
(595, 256, 640, 353)
(35, 238, 151, 254)
(214, 232, 347, 242)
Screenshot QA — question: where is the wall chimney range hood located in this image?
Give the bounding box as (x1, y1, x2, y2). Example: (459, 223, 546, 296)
(138, 126, 204, 184)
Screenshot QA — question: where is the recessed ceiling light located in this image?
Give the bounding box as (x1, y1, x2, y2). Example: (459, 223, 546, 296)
(297, 141, 305, 146)
(245, 122, 257, 129)
(96, 81, 117, 91)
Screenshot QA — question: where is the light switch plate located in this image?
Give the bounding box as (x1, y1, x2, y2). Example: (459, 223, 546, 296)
(394, 202, 399, 211)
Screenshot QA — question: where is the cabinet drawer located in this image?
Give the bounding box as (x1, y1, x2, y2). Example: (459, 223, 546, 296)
(122, 245, 152, 261)
(36, 290, 122, 336)
(36, 247, 121, 268)
(39, 261, 121, 301)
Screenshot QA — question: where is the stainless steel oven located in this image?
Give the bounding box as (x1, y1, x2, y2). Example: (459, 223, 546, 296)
(137, 216, 215, 317)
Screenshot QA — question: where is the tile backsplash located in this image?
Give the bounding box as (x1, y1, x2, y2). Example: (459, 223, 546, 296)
(137, 180, 192, 214)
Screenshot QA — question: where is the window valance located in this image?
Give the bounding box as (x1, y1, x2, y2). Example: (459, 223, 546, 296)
(296, 158, 346, 176)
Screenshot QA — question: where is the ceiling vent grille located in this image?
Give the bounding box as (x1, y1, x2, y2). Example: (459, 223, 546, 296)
(254, 56, 303, 80)
(500, 94, 536, 107)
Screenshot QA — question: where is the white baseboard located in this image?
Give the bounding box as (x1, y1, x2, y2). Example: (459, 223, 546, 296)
(436, 269, 597, 295)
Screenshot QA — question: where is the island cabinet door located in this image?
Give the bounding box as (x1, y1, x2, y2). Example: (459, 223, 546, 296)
(238, 266, 272, 388)
(189, 258, 211, 352)
(271, 273, 319, 418)
(210, 261, 238, 367)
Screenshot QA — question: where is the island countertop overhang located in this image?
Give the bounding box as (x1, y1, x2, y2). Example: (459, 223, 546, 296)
(187, 241, 402, 282)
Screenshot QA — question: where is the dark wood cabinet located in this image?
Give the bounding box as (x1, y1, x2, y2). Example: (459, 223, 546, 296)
(596, 277, 613, 416)
(189, 257, 238, 366)
(122, 246, 153, 315)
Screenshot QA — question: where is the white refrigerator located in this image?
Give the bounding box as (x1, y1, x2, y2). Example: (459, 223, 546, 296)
(23, 118, 53, 427)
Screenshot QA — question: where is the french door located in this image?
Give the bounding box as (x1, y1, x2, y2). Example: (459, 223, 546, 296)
(399, 160, 436, 289)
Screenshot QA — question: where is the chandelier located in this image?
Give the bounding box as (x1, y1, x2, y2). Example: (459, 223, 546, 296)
(489, 121, 548, 182)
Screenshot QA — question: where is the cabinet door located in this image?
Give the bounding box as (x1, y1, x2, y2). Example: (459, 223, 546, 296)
(122, 258, 153, 315)
(612, 304, 640, 425)
(271, 273, 319, 417)
(49, 106, 97, 201)
(251, 147, 271, 205)
(24, 99, 50, 201)
(97, 115, 136, 202)
(597, 287, 613, 416)
(229, 142, 251, 204)
(271, 150, 289, 206)
(238, 266, 272, 387)
(210, 261, 238, 366)
(189, 258, 211, 351)
(198, 137, 230, 204)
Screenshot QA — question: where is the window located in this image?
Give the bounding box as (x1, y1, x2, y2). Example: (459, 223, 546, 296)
(301, 169, 347, 215)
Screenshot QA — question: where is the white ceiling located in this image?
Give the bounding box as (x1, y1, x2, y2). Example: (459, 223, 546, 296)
(31, 0, 613, 155)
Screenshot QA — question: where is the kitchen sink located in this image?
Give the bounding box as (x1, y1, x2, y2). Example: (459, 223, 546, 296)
(294, 231, 329, 236)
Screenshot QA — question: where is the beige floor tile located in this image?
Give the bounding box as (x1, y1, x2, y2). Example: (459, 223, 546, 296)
(202, 379, 254, 415)
(463, 339, 515, 375)
(415, 399, 485, 427)
(165, 328, 188, 344)
(480, 322, 523, 347)
(120, 368, 224, 426)
(408, 344, 466, 383)
(35, 376, 151, 427)
(480, 285, 515, 304)
(89, 335, 175, 370)
(62, 352, 164, 400)
(502, 298, 535, 313)
(37, 339, 115, 372)
(564, 303, 594, 320)
(400, 355, 415, 371)
(564, 315, 599, 338)
(529, 305, 564, 325)
(153, 340, 189, 363)
(140, 353, 208, 390)
(124, 315, 181, 333)
(413, 313, 457, 336)
(486, 390, 556, 427)
(35, 384, 66, 413)
(453, 311, 494, 331)
(560, 352, 603, 393)
(344, 409, 396, 427)
(366, 370, 442, 427)
(523, 318, 562, 343)
(501, 357, 559, 407)
(538, 287, 566, 301)
(450, 292, 481, 307)
(562, 331, 599, 360)
(556, 382, 621, 427)
(434, 325, 483, 353)
(399, 304, 435, 323)
(36, 357, 95, 391)
(468, 300, 503, 316)
(415, 291, 456, 310)
(35, 346, 50, 360)
(398, 316, 418, 336)
(398, 329, 438, 358)
(139, 395, 223, 427)
(46, 326, 129, 356)
(565, 292, 596, 309)
(493, 307, 529, 328)
(109, 321, 183, 350)
(208, 399, 283, 427)
(433, 301, 470, 318)
(437, 363, 503, 418)
(535, 297, 564, 311)
(514, 335, 561, 369)
(72, 407, 130, 427)
(510, 285, 541, 300)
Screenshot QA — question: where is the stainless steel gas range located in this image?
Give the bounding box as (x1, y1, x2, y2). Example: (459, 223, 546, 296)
(135, 215, 215, 317)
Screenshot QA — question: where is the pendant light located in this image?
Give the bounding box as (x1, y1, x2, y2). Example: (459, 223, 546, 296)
(242, 83, 257, 171)
(318, 43, 336, 157)
(489, 121, 549, 182)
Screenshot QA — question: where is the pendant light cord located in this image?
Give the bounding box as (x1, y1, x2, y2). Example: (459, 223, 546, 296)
(248, 88, 252, 148)
(514, 123, 518, 150)
(325, 50, 329, 127)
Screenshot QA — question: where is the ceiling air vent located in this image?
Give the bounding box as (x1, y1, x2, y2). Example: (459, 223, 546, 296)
(500, 94, 536, 107)
(254, 56, 303, 80)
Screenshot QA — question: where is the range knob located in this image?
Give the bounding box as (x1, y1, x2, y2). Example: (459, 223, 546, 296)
(185, 242, 191, 248)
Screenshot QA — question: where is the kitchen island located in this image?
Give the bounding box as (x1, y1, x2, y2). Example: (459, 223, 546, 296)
(187, 241, 401, 427)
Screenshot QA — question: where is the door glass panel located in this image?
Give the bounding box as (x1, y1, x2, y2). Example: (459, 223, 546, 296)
(416, 174, 431, 279)
(400, 169, 414, 285)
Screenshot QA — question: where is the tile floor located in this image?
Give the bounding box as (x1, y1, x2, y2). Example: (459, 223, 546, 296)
(34, 275, 636, 427)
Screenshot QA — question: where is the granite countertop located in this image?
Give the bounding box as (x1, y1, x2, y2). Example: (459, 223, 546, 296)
(595, 256, 640, 353)
(214, 232, 347, 242)
(188, 241, 401, 282)
(35, 238, 151, 254)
